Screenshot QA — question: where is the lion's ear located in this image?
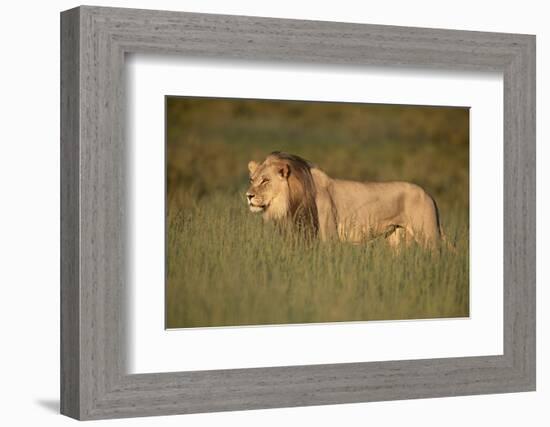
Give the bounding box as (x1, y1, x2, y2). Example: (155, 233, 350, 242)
(278, 163, 290, 179)
(248, 160, 259, 175)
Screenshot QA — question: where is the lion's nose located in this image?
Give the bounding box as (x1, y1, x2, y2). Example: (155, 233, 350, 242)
(246, 192, 254, 200)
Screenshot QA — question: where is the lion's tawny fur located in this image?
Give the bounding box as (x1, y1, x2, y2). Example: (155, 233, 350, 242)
(246, 152, 446, 248)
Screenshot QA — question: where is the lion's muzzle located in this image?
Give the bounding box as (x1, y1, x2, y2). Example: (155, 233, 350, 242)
(246, 191, 266, 213)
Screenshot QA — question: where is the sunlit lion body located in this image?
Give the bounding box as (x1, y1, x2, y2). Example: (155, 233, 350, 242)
(246, 152, 447, 249)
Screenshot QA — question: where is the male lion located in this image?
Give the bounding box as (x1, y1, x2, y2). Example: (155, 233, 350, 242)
(246, 151, 449, 249)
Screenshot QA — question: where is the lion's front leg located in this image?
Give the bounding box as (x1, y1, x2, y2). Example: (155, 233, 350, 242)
(316, 191, 337, 242)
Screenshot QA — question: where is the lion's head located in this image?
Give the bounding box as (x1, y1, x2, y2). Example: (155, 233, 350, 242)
(246, 152, 319, 236)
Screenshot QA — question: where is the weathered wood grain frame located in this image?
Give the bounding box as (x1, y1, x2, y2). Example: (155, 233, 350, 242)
(60, 5, 536, 420)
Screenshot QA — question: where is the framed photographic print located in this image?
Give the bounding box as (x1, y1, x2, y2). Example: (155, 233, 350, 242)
(60, 5, 536, 420)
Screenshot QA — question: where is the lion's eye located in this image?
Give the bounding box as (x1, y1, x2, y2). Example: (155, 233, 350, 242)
(260, 178, 270, 186)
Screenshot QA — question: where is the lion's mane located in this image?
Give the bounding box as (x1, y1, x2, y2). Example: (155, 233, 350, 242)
(268, 151, 319, 236)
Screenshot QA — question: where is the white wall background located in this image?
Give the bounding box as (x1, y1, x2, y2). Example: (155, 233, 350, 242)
(0, 0, 546, 425)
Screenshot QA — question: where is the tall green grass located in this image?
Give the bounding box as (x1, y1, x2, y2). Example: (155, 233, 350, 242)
(166, 192, 469, 328)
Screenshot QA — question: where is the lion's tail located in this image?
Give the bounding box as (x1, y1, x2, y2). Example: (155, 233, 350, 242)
(431, 196, 457, 253)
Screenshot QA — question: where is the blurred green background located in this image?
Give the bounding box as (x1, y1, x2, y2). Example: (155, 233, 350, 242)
(166, 97, 469, 328)
(167, 97, 469, 213)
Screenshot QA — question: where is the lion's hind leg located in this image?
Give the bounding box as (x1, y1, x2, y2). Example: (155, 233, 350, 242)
(411, 221, 440, 250)
(385, 226, 407, 251)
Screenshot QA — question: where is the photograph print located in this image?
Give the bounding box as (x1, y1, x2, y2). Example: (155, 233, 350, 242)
(165, 96, 469, 329)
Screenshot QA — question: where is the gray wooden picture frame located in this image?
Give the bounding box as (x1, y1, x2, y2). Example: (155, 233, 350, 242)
(60, 5, 536, 420)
